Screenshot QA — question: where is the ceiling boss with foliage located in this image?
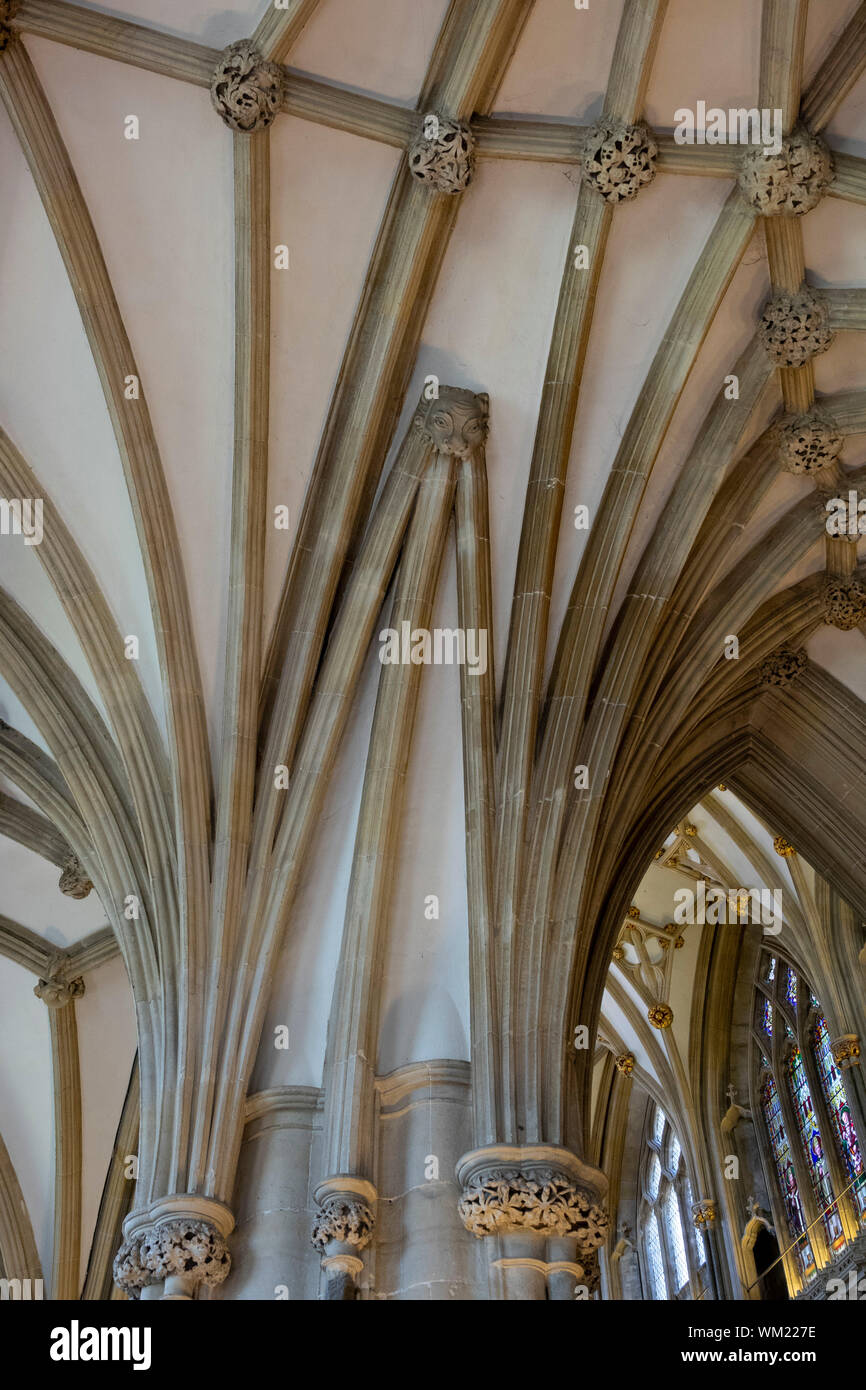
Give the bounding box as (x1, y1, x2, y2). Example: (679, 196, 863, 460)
(0, 0, 866, 1307)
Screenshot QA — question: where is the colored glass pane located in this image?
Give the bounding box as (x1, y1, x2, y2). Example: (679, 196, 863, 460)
(787, 1046, 844, 1251)
(812, 1015, 866, 1219)
(786, 968, 797, 1009)
(762, 998, 773, 1036)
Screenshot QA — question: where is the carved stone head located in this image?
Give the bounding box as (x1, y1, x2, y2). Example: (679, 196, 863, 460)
(413, 386, 489, 457)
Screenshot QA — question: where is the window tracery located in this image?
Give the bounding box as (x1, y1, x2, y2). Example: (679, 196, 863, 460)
(752, 955, 866, 1289)
(638, 1103, 705, 1299)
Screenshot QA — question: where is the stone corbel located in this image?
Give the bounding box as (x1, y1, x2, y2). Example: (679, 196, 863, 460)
(311, 1176, 377, 1300)
(831, 1034, 861, 1069)
(113, 1195, 234, 1300)
(34, 975, 85, 1009)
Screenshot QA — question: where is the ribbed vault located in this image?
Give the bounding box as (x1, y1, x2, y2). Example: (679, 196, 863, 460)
(1, 0, 866, 1300)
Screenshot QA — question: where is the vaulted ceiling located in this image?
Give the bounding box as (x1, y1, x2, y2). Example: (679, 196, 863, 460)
(1, 0, 866, 1297)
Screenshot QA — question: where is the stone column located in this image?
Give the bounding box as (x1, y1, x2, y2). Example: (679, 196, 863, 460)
(692, 1199, 725, 1299)
(34, 973, 85, 1300)
(113, 1196, 234, 1300)
(310, 1178, 376, 1300)
(455, 1145, 608, 1300)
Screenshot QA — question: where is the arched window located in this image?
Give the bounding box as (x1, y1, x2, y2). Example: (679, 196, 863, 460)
(787, 1045, 843, 1252)
(638, 1103, 705, 1299)
(811, 1015, 866, 1220)
(752, 953, 866, 1287)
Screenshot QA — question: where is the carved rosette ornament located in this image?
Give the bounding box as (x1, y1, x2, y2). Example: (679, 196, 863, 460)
(648, 1003, 673, 1029)
(581, 119, 657, 203)
(614, 1053, 635, 1076)
(311, 1195, 375, 1252)
(412, 385, 489, 458)
(758, 645, 808, 688)
(34, 975, 85, 1008)
(777, 408, 843, 475)
(773, 835, 795, 857)
(580, 118, 657, 203)
(58, 854, 93, 899)
(692, 1199, 717, 1229)
(210, 41, 285, 132)
(758, 287, 833, 368)
(738, 124, 833, 215)
(831, 1035, 861, 1069)
(824, 577, 866, 631)
(408, 114, 475, 193)
(612, 944, 625, 962)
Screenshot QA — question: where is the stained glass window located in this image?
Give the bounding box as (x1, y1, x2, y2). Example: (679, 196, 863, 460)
(761, 1073, 815, 1278)
(787, 1046, 844, 1252)
(761, 997, 773, 1036)
(645, 1209, 667, 1300)
(812, 1015, 866, 1219)
(785, 968, 797, 1009)
(664, 1188, 689, 1291)
(767, 957, 777, 982)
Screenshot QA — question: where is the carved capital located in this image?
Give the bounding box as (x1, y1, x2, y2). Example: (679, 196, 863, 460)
(614, 1053, 635, 1075)
(112, 1239, 150, 1300)
(831, 1034, 861, 1069)
(210, 40, 285, 132)
(773, 835, 795, 857)
(758, 286, 832, 368)
(412, 385, 489, 457)
(114, 1195, 234, 1299)
(139, 1218, 230, 1290)
(648, 1002, 673, 1029)
(757, 646, 807, 688)
(824, 577, 866, 631)
(408, 114, 474, 193)
(58, 854, 93, 900)
(692, 1198, 717, 1228)
(738, 124, 833, 215)
(34, 975, 84, 1008)
(311, 1195, 375, 1252)
(777, 408, 843, 475)
(456, 1146, 609, 1251)
(580, 118, 657, 203)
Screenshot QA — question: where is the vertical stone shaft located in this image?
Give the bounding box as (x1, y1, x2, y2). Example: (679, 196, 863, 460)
(322, 449, 457, 1180)
(455, 448, 500, 1145)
